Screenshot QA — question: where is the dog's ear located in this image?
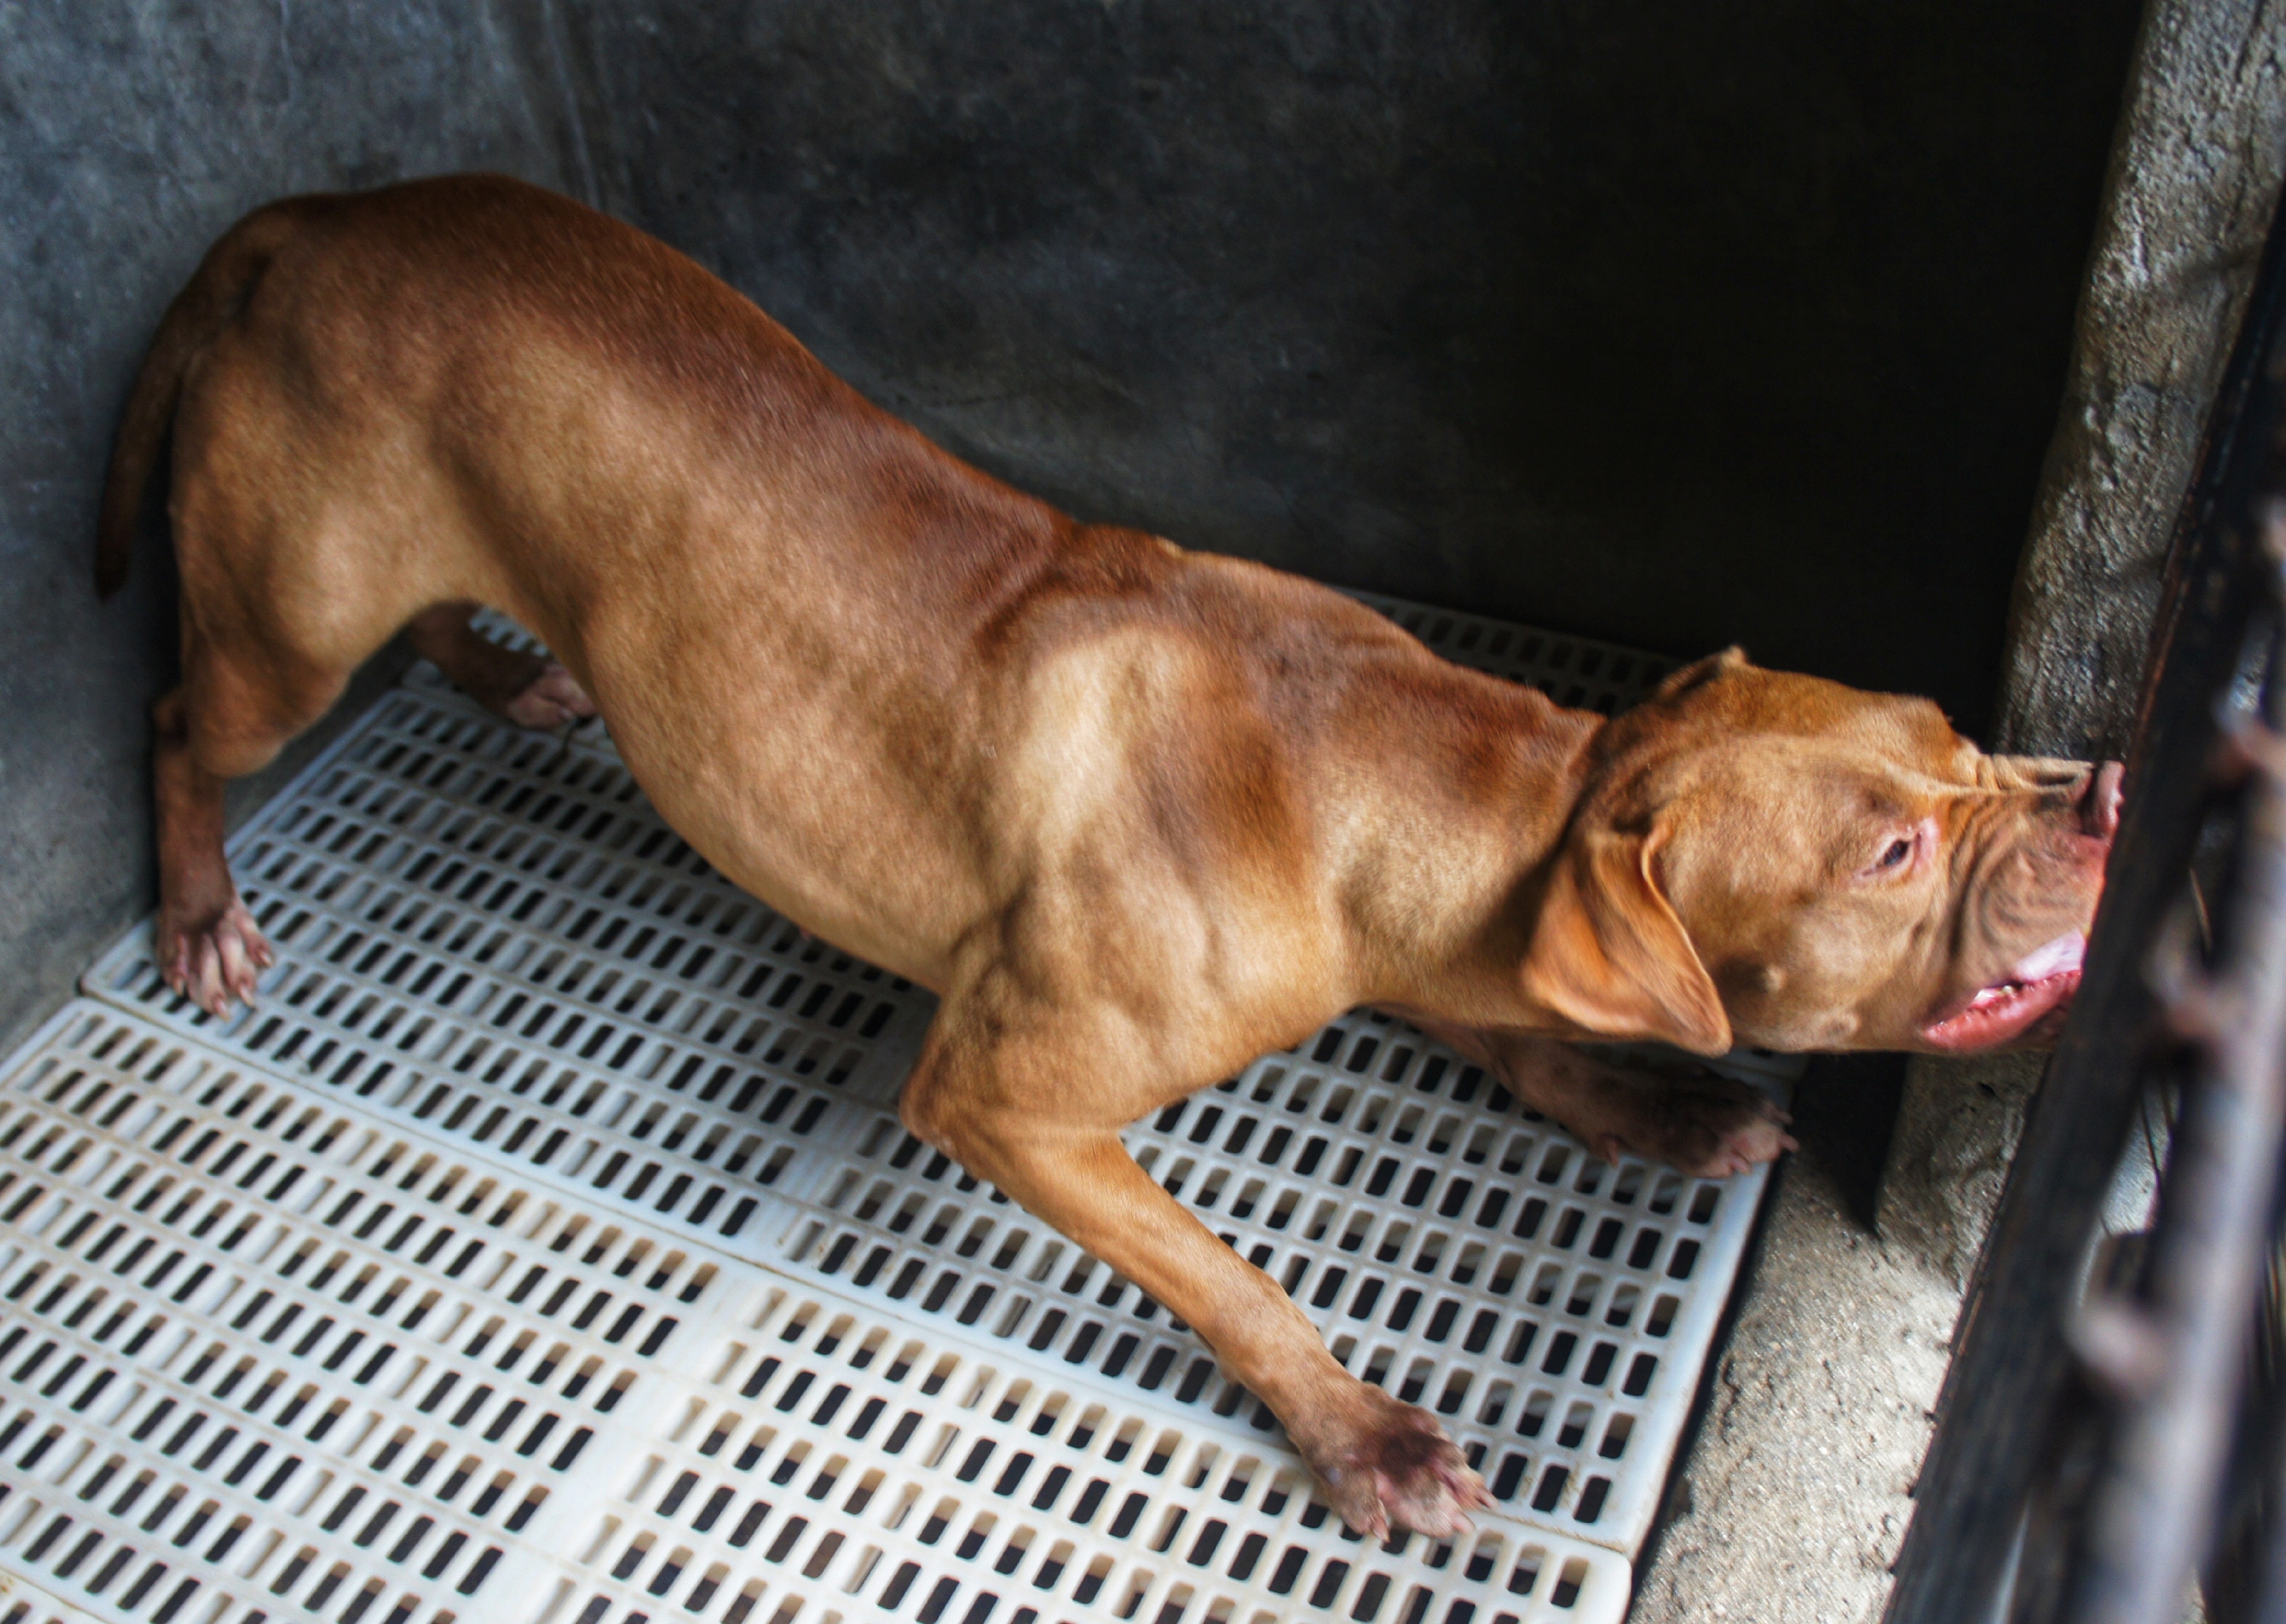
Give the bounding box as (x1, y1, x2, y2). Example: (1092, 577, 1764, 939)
(1519, 822, 1732, 1055)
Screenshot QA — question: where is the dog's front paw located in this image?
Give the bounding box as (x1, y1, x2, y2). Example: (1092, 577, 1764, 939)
(158, 898, 274, 1018)
(1299, 1387, 1493, 1542)
(1594, 1068, 1795, 1178)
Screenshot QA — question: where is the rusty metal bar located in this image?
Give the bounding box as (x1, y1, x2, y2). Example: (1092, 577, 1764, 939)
(2062, 517, 2286, 1624)
(2190, 1171, 2286, 1623)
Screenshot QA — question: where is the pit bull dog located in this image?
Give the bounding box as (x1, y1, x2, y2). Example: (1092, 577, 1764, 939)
(97, 175, 2120, 1540)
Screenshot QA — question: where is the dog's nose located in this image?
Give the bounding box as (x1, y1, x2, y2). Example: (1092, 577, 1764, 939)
(2079, 760, 2124, 840)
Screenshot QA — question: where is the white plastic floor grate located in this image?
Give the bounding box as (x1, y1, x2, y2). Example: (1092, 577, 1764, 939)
(0, 1002, 1630, 1624)
(16, 591, 1787, 1624)
(3, 1568, 108, 1624)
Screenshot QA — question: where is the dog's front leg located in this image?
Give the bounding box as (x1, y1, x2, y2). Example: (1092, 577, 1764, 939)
(1407, 1018, 1794, 1178)
(901, 989, 1493, 1542)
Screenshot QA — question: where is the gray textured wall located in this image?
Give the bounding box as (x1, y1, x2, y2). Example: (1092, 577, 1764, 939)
(1, 0, 2142, 1060)
(567, 0, 2138, 727)
(0, 0, 582, 1057)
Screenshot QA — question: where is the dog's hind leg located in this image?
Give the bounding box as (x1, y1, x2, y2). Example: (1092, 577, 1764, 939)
(151, 685, 267, 1016)
(406, 602, 597, 729)
(151, 619, 348, 1016)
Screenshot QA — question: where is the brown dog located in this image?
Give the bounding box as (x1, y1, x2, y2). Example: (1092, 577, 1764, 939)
(98, 175, 2118, 1540)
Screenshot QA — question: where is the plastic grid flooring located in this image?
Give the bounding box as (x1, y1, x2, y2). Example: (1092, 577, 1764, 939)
(1, 592, 1783, 1624)
(0, 1004, 1628, 1624)
(2, 1569, 104, 1624)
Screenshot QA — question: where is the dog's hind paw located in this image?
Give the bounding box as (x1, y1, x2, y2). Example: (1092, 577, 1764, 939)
(501, 662, 598, 729)
(1304, 1389, 1494, 1542)
(159, 899, 275, 1018)
(421, 616, 598, 730)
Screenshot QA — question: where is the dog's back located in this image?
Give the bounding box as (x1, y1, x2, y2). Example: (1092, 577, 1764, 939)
(120, 175, 1497, 993)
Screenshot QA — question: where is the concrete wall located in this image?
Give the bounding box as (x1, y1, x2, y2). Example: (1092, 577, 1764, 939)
(568, 0, 2138, 729)
(0, 0, 584, 1058)
(1, 0, 2142, 1060)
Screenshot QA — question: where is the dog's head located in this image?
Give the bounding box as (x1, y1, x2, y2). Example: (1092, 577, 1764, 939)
(1518, 650, 2119, 1056)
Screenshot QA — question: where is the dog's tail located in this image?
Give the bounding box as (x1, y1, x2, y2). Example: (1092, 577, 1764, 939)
(95, 207, 302, 598)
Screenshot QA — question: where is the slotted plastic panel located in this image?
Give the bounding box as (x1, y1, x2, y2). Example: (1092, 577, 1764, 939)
(35, 591, 1783, 1619)
(0, 1002, 1627, 1624)
(778, 1009, 1775, 1556)
(1, 1570, 107, 1624)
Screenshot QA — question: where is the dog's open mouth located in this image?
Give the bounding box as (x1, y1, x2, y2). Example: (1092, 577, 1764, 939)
(1921, 932, 2086, 1051)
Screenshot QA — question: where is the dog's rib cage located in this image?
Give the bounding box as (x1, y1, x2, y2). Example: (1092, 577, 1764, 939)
(5, 595, 1781, 1624)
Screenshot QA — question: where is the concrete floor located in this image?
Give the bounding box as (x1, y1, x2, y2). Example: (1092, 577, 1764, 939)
(1634, 1059, 2198, 1624)
(1631, 1155, 1955, 1624)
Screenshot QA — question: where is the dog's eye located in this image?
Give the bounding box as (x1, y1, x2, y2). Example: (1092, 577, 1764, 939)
(1875, 836, 1913, 870)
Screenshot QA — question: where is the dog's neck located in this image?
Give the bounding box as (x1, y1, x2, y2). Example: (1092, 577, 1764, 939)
(1332, 662, 1605, 1026)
